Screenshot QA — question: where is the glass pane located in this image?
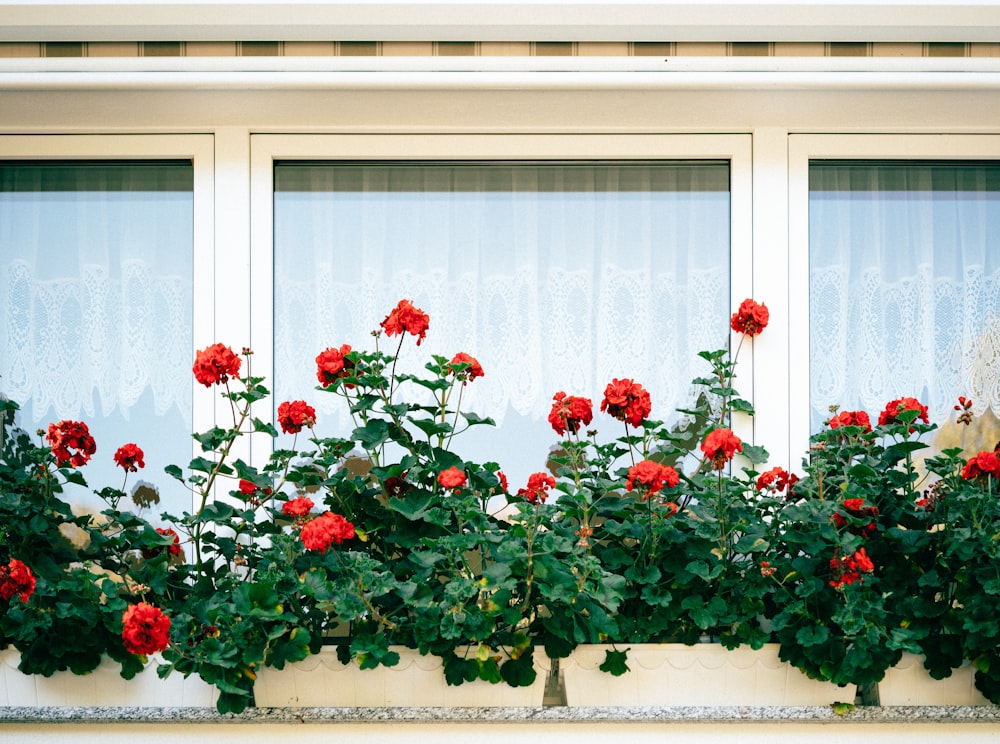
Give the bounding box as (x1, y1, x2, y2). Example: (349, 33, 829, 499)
(809, 161, 1000, 448)
(273, 161, 731, 487)
(0, 161, 194, 518)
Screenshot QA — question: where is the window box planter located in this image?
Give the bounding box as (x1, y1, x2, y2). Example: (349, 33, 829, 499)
(252, 646, 551, 707)
(0, 648, 218, 707)
(878, 653, 990, 706)
(560, 644, 856, 707)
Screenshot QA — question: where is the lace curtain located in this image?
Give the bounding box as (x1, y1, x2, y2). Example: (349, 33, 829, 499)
(273, 162, 731, 485)
(0, 162, 194, 509)
(810, 162, 1000, 430)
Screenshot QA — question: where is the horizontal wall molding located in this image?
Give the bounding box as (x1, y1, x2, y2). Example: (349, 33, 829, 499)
(4, 55, 1000, 92)
(1, 2, 1000, 44)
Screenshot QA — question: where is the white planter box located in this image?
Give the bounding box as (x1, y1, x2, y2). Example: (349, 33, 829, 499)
(0, 648, 218, 707)
(253, 646, 551, 707)
(878, 653, 991, 706)
(561, 643, 856, 706)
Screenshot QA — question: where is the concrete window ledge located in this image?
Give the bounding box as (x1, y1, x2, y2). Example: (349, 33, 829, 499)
(2, 704, 1000, 724)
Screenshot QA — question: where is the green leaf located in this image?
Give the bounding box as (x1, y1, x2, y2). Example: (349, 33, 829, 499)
(796, 625, 829, 647)
(741, 443, 769, 465)
(189, 456, 219, 474)
(353, 419, 390, 449)
(599, 649, 630, 676)
(252, 418, 280, 437)
(410, 418, 452, 438)
(460, 412, 496, 427)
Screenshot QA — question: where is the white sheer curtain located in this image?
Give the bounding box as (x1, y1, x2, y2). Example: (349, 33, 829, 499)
(0, 162, 193, 513)
(809, 162, 1000, 430)
(273, 162, 730, 485)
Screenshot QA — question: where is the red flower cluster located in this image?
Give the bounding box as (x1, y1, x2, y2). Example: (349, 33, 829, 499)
(730, 298, 769, 337)
(437, 466, 467, 492)
(625, 460, 680, 499)
(277, 400, 317, 434)
(282, 496, 315, 518)
(113, 443, 145, 472)
(518, 472, 556, 505)
(833, 498, 879, 537)
(962, 450, 1000, 481)
(121, 602, 171, 655)
(300, 512, 355, 553)
(829, 548, 874, 589)
(142, 528, 182, 559)
(46, 420, 96, 468)
(315, 344, 354, 388)
(448, 352, 484, 384)
(955, 396, 974, 426)
(600, 378, 652, 427)
(878, 396, 929, 430)
(381, 299, 430, 346)
(0, 559, 36, 603)
(755, 466, 798, 495)
(701, 427, 743, 470)
(548, 392, 593, 436)
(192, 343, 241, 387)
(829, 410, 872, 433)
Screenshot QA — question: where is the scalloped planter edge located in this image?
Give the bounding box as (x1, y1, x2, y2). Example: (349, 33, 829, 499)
(0, 648, 218, 707)
(878, 653, 991, 706)
(253, 646, 551, 707)
(560, 643, 856, 706)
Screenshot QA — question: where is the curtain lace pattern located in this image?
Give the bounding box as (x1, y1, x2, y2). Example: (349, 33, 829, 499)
(3, 259, 192, 427)
(273, 162, 732, 449)
(809, 162, 1000, 428)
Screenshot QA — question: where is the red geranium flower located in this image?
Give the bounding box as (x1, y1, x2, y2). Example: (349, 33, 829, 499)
(829, 548, 874, 589)
(448, 352, 484, 384)
(192, 343, 241, 387)
(756, 466, 797, 493)
(962, 451, 1000, 481)
(380, 299, 430, 346)
(113, 443, 145, 472)
(548, 392, 594, 436)
(315, 344, 354, 388)
(600, 378, 652, 428)
(730, 298, 769, 337)
(833, 498, 879, 536)
(121, 602, 171, 655)
(517, 472, 556, 505)
(0, 559, 36, 603)
(46, 420, 96, 468)
(626, 460, 680, 499)
(829, 410, 872, 432)
(878, 396, 929, 430)
(282, 496, 315, 518)
(437, 466, 467, 492)
(300, 512, 355, 553)
(700, 427, 743, 470)
(277, 400, 317, 434)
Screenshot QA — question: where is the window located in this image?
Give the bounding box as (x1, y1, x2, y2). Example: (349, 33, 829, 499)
(0, 136, 214, 515)
(790, 135, 1000, 455)
(254, 135, 752, 486)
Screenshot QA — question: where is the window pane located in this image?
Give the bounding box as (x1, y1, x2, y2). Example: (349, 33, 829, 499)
(274, 162, 730, 486)
(809, 161, 1000, 441)
(0, 161, 194, 517)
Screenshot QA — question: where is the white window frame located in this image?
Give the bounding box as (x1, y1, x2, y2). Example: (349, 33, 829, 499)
(0, 134, 216, 507)
(788, 133, 1000, 459)
(250, 132, 755, 454)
